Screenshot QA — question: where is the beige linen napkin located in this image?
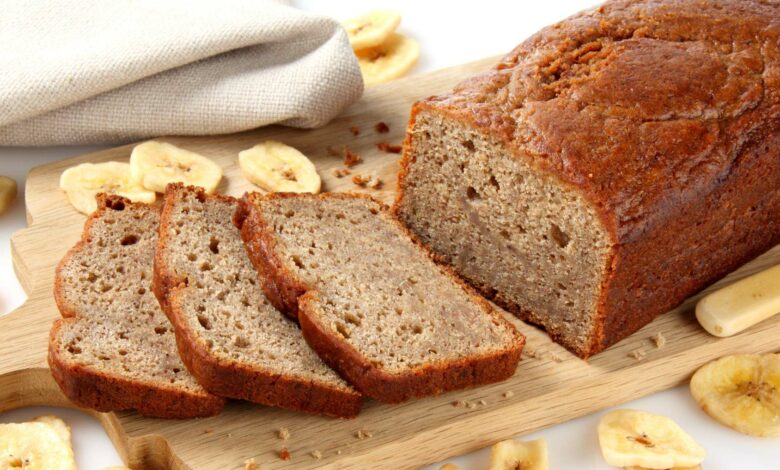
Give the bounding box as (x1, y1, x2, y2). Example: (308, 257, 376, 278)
(0, 0, 363, 146)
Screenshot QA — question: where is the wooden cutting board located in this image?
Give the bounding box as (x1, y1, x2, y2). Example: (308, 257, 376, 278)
(3, 57, 779, 470)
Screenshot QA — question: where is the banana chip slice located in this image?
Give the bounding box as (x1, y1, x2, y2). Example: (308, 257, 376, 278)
(130, 141, 222, 194)
(238, 141, 321, 194)
(343, 10, 401, 50)
(690, 353, 780, 437)
(598, 409, 705, 469)
(0, 416, 76, 470)
(487, 438, 548, 470)
(60, 161, 156, 215)
(357, 33, 419, 86)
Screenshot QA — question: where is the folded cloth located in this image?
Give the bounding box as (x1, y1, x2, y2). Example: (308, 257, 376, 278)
(0, 0, 363, 146)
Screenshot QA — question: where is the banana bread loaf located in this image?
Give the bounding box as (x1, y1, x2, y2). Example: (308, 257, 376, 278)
(395, 0, 780, 357)
(236, 193, 524, 403)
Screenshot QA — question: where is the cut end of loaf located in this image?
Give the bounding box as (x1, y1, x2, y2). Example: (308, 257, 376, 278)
(396, 108, 613, 357)
(238, 192, 524, 403)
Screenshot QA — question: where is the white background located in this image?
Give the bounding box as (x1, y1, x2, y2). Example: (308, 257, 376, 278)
(0, 1, 777, 468)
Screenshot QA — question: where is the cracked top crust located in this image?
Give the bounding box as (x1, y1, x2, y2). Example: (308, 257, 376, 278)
(418, 0, 780, 242)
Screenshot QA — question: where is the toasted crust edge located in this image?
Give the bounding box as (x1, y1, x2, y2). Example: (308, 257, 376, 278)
(153, 184, 362, 419)
(49, 319, 224, 418)
(50, 193, 225, 419)
(237, 191, 525, 403)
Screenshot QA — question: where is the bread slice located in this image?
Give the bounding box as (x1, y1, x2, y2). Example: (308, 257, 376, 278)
(153, 184, 362, 418)
(50, 195, 224, 418)
(236, 192, 525, 403)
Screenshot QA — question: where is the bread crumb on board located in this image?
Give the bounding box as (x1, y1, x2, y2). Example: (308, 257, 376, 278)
(279, 448, 291, 461)
(628, 349, 646, 361)
(337, 449, 343, 455)
(352, 174, 382, 189)
(355, 429, 373, 439)
(652, 332, 666, 349)
(466, 401, 477, 410)
(503, 390, 514, 398)
(244, 458, 258, 470)
(311, 450, 323, 460)
(375, 121, 390, 133)
(277, 427, 290, 440)
(522, 347, 541, 359)
(349, 126, 360, 136)
(344, 149, 363, 167)
(452, 399, 467, 408)
(376, 141, 402, 153)
(352, 174, 370, 187)
(478, 399, 487, 406)
(547, 351, 563, 362)
(331, 167, 352, 178)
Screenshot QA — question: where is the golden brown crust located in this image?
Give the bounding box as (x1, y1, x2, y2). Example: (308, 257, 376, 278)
(395, 0, 780, 358)
(237, 191, 524, 403)
(234, 197, 307, 321)
(50, 194, 225, 418)
(154, 184, 362, 418)
(48, 319, 223, 418)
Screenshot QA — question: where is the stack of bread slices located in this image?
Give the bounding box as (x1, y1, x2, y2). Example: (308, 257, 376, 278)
(49, 184, 524, 418)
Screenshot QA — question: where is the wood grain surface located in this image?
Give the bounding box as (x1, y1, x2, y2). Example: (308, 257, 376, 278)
(3, 57, 779, 469)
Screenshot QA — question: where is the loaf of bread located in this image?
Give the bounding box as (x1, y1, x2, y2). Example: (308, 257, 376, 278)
(236, 192, 524, 403)
(50, 195, 224, 418)
(153, 184, 362, 418)
(395, 0, 780, 357)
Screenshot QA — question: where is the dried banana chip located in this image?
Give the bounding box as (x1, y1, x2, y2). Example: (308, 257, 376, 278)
(238, 141, 321, 194)
(487, 438, 548, 470)
(60, 161, 156, 215)
(598, 409, 705, 469)
(130, 141, 223, 194)
(0, 416, 76, 470)
(343, 10, 401, 50)
(690, 353, 780, 437)
(357, 33, 419, 85)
